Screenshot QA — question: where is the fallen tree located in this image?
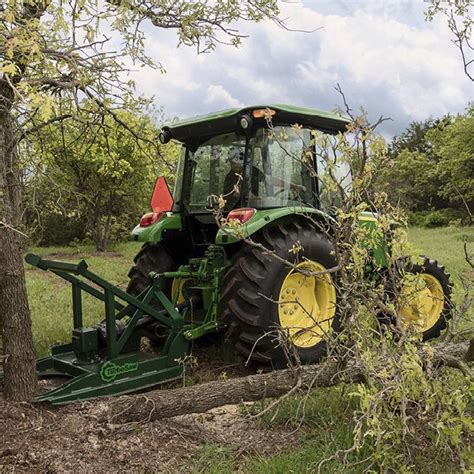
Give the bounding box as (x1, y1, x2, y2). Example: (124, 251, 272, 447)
(105, 340, 473, 424)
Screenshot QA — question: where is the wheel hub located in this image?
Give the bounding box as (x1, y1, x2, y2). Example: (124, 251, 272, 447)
(399, 273, 444, 332)
(278, 261, 336, 348)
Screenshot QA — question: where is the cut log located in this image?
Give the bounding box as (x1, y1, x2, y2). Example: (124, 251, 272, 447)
(105, 341, 472, 424)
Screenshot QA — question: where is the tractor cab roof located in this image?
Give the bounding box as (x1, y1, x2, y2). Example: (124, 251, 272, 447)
(162, 104, 350, 143)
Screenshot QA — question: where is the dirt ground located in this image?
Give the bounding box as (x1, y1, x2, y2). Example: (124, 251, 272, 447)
(0, 360, 296, 473)
(0, 398, 294, 473)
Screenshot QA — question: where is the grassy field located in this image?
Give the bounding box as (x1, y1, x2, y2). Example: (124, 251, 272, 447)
(408, 226, 474, 283)
(24, 226, 473, 471)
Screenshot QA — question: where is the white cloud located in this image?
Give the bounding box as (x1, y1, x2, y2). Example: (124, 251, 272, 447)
(132, 1, 473, 135)
(204, 85, 244, 108)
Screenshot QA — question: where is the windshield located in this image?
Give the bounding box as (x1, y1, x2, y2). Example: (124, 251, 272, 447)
(183, 127, 317, 212)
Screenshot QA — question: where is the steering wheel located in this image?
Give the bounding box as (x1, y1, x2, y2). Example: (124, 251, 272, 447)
(205, 194, 220, 211)
(273, 186, 299, 201)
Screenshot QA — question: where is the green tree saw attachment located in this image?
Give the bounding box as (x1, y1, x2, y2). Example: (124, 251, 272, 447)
(26, 246, 228, 405)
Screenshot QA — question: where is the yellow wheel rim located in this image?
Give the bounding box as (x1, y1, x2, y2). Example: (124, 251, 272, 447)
(171, 278, 192, 305)
(399, 273, 444, 332)
(278, 261, 336, 348)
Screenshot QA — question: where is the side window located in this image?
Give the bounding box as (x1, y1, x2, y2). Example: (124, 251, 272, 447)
(187, 133, 245, 211)
(213, 146, 231, 195)
(189, 147, 212, 205)
(268, 127, 312, 194)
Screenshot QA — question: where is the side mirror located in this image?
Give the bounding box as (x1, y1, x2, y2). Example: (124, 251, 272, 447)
(151, 176, 174, 213)
(159, 128, 172, 144)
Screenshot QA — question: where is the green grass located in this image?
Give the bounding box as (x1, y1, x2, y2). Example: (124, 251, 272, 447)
(26, 241, 142, 357)
(190, 444, 236, 474)
(243, 386, 374, 473)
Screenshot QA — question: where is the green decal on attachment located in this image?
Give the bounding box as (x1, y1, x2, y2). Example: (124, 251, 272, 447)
(100, 361, 139, 382)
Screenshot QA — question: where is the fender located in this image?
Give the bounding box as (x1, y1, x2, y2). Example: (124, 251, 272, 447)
(215, 207, 334, 245)
(216, 208, 389, 267)
(131, 212, 182, 242)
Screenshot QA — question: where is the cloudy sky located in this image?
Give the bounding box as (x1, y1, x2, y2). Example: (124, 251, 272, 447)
(130, 0, 473, 137)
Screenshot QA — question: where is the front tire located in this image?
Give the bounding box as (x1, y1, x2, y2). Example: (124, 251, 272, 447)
(127, 243, 176, 296)
(221, 222, 340, 368)
(126, 243, 180, 347)
(394, 256, 452, 340)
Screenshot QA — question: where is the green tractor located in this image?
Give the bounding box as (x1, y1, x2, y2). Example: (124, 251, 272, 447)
(28, 104, 452, 404)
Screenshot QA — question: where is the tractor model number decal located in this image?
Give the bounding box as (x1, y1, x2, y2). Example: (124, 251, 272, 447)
(100, 361, 139, 382)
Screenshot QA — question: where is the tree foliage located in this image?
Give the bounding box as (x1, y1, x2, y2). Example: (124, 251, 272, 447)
(426, 106, 474, 211)
(24, 105, 181, 249)
(381, 107, 473, 223)
(426, 0, 473, 82)
(388, 116, 451, 157)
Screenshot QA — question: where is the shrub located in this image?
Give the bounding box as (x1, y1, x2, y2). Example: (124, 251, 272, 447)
(408, 209, 464, 227)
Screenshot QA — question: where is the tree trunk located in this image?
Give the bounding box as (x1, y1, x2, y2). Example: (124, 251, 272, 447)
(88, 208, 109, 252)
(0, 84, 38, 400)
(105, 341, 472, 424)
(96, 213, 112, 252)
(101, 212, 113, 252)
(0, 229, 37, 400)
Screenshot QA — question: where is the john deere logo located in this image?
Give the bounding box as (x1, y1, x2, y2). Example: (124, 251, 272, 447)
(100, 361, 139, 382)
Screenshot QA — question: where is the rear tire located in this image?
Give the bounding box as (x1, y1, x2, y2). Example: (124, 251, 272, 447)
(221, 222, 340, 368)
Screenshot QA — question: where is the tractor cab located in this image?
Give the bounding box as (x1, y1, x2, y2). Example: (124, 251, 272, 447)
(132, 105, 351, 259)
